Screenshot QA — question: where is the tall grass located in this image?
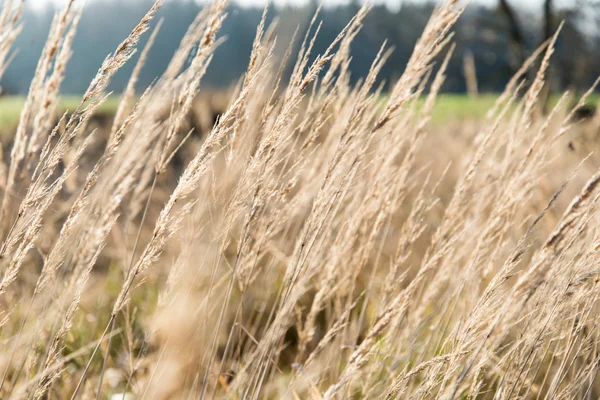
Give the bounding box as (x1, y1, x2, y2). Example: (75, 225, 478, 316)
(0, 0, 598, 398)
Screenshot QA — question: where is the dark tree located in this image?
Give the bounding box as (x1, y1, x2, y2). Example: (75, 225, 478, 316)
(497, 0, 527, 69)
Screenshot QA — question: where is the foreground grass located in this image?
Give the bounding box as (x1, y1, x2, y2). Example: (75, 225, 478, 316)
(1, 0, 600, 399)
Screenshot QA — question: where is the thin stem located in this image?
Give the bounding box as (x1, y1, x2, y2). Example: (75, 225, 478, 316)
(95, 316, 117, 400)
(70, 315, 114, 400)
(94, 172, 158, 398)
(0, 293, 36, 394)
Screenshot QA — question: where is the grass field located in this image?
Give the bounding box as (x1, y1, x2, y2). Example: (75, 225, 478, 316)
(0, 95, 122, 131)
(1, 0, 600, 399)
(0, 93, 595, 132)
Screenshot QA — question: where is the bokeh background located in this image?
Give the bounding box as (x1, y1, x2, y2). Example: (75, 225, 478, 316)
(4, 0, 599, 96)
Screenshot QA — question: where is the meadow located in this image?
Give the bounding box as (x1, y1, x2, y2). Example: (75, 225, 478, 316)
(1, 94, 596, 132)
(0, 0, 599, 399)
(0, 94, 504, 131)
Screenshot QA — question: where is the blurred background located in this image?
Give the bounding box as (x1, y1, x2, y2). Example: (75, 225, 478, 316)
(3, 0, 599, 96)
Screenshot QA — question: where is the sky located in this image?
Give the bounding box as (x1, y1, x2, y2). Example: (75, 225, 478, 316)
(27, 0, 576, 10)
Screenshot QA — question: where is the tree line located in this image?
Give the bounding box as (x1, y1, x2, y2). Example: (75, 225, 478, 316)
(2, 0, 598, 95)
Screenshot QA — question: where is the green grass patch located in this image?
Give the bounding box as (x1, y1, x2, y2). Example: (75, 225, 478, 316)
(418, 93, 598, 124)
(0, 95, 121, 132)
(427, 93, 499, 123)
(0, 93, 596, 132)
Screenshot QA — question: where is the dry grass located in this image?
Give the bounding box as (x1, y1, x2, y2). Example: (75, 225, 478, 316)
(0, 0, 598, 399)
